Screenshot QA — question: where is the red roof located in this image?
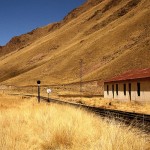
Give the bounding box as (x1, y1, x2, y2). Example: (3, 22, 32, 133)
(105, 68, 150, 83)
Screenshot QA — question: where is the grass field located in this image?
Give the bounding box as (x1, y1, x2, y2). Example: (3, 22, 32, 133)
(0, 94, 149, 150)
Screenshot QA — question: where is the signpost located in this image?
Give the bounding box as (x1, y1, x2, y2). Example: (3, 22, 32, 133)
(47, 88, 52, 102)
(37, 80, 41, 103)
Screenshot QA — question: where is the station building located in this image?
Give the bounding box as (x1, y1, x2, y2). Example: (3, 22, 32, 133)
(104, 68, 150, 102)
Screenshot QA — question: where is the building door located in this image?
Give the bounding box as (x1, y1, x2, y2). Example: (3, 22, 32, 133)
(129, 83, 131, 101)
(112, 85, 114, 98)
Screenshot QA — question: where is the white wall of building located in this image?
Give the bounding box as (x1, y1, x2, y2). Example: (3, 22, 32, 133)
(104, 79, 150, 102)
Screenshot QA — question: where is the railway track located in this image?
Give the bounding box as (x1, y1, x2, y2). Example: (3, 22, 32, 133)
(9, 93, 150, 133)
(41, 96, 150, 133)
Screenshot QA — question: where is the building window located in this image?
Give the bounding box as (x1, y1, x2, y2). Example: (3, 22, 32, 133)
(137, 82, 140, 96)
(116, 84, 118, 95)
(112, 85, 114, 98)
(124, 84, 126, 96)
(129, 83, 131, 101)
(107, 85, 109, 95)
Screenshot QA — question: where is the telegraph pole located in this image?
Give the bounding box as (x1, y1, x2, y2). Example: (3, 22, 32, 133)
(80, 59, 83, 94)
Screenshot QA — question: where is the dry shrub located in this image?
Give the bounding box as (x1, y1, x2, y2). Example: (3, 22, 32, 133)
(0, 98, 149, 150)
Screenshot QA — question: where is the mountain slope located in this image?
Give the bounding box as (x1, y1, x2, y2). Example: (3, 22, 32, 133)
(0, 0, 150, 86)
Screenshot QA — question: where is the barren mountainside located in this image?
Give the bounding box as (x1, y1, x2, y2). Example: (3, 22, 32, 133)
(0, 0, 150, 86)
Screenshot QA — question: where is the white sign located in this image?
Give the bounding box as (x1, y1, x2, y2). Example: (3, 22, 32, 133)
(47, 89, 52, 94)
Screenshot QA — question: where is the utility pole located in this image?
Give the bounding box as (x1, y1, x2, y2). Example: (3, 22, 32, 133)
(80, 59, 83, 94)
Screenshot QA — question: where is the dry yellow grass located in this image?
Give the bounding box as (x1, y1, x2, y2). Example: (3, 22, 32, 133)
(0, 93, 27, 109)
(0, 94, 150, 150)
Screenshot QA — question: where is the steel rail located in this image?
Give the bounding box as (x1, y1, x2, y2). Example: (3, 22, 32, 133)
(8, 93, 150, 133)
(41, 96, 150, 133)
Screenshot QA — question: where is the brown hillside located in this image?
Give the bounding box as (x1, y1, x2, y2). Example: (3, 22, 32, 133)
(0, 23, 62, 58)
(0, 0, 100, 57)
(0, 0, 150, 87)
